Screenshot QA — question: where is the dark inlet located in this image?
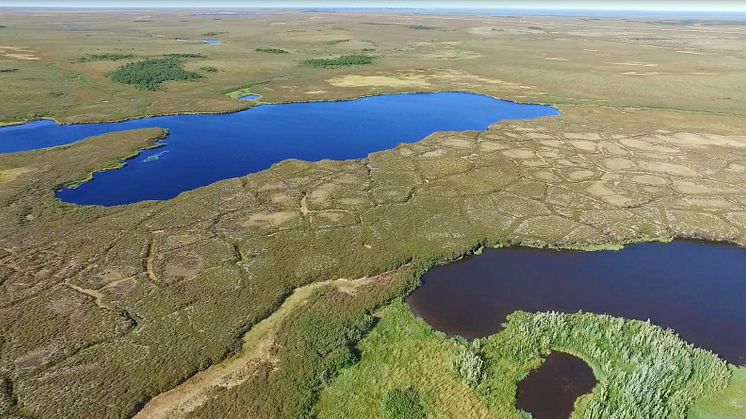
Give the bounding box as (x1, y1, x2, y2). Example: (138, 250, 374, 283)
(516, 352, 596, 419)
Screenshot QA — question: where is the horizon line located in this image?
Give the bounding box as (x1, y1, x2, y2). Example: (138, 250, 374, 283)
(2, 5, 746, 12)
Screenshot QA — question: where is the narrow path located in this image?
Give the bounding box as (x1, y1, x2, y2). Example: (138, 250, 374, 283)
(64, 281, 114, 311)
(134, 275, 376, 419)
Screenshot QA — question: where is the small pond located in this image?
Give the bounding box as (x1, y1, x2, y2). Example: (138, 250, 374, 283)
(0, 93, 557, 206)
(239, 94, 260, 101)
(203, 39, 221, 44)
(406, 241, 746, 366)
(517, 352, 596, 419)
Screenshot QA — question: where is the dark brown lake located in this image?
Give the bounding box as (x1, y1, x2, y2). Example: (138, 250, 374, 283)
(406, 241, 746, 366)
(516, 352, 596, 419)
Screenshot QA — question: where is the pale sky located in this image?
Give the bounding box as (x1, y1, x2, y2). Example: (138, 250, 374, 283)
(2, 1, 746, 11)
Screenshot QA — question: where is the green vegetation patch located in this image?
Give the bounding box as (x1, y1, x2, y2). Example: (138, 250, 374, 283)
(688, 366, 746, 418)
(382, 389, 426, 419)
(256, 47, 289, 54)
(73, 53, 134, 63)
(108, 56, 203, 90)
(454, 339, 484, 387)
(301, 54, 375, 68)
(408, 25, 437, 30)
(200, 66, 219, 73)
(0, 69, 18, 73)
(318, 301, 731, 419)
(201, 31, 226, 36)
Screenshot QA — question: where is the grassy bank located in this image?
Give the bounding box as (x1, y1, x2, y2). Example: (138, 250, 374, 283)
(317, 301, 731, 419)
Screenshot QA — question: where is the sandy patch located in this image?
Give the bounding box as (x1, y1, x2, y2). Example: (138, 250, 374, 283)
(639, 161, 698, 177)
(0, 167, 32, 183)
(568, 170, 595, 180)
(327, 74, 431, 88)
(502, 149, 534, 159)
(659, 133, 746, 149)
(0, 46, 39, 60)
(244, 211, 300, 227)
(621, 71, 660, 76)
(569, 140, 597, 151)
(620, 138, 680, 153)
(632, 175, 668, 186)
(420, 48, 483, 60)
(604, 158, 634, 170)
(609, 62, 658, 67)
(544, 57, 569, 61)
(327, 69, 533, 91)
(565, 133, 601, 141)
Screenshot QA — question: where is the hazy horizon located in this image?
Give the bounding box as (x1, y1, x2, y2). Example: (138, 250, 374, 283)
(2, 1, 746, 12)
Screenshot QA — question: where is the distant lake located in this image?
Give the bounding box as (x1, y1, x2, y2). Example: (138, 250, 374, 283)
(0, 93, 557, 206)
(407, 241, 746, 366)
(203, 39, 221, 44)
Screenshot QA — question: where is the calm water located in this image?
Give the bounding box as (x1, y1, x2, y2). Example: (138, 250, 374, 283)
(203, 39, 221, 44)
(0, 93, 557, 206)
(239, 94, 260, 101)
(407, 241, 746, 366)
(517, 352, 596, 419)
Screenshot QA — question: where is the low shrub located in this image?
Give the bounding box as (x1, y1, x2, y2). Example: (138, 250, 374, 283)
(382, 388, 426, 419)
(108, 56, 202, 90)
(301, 54, 375, 68)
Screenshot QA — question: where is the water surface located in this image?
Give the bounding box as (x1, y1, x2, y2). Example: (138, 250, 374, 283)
(407, 242, 746, 366)
(0, 93, 557, 206)
(517, 352, 596, 419)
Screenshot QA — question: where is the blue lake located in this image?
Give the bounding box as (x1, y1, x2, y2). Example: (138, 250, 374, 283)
(203, 39, 222, 44)
(0, 93, 558, 206)
(239, 94, 260, 101)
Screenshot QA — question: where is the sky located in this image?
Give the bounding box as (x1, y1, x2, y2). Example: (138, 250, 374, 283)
(2, 0, 746, 11)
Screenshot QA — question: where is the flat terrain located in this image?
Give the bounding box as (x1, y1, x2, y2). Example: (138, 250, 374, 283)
(1, 8, 746, 419)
